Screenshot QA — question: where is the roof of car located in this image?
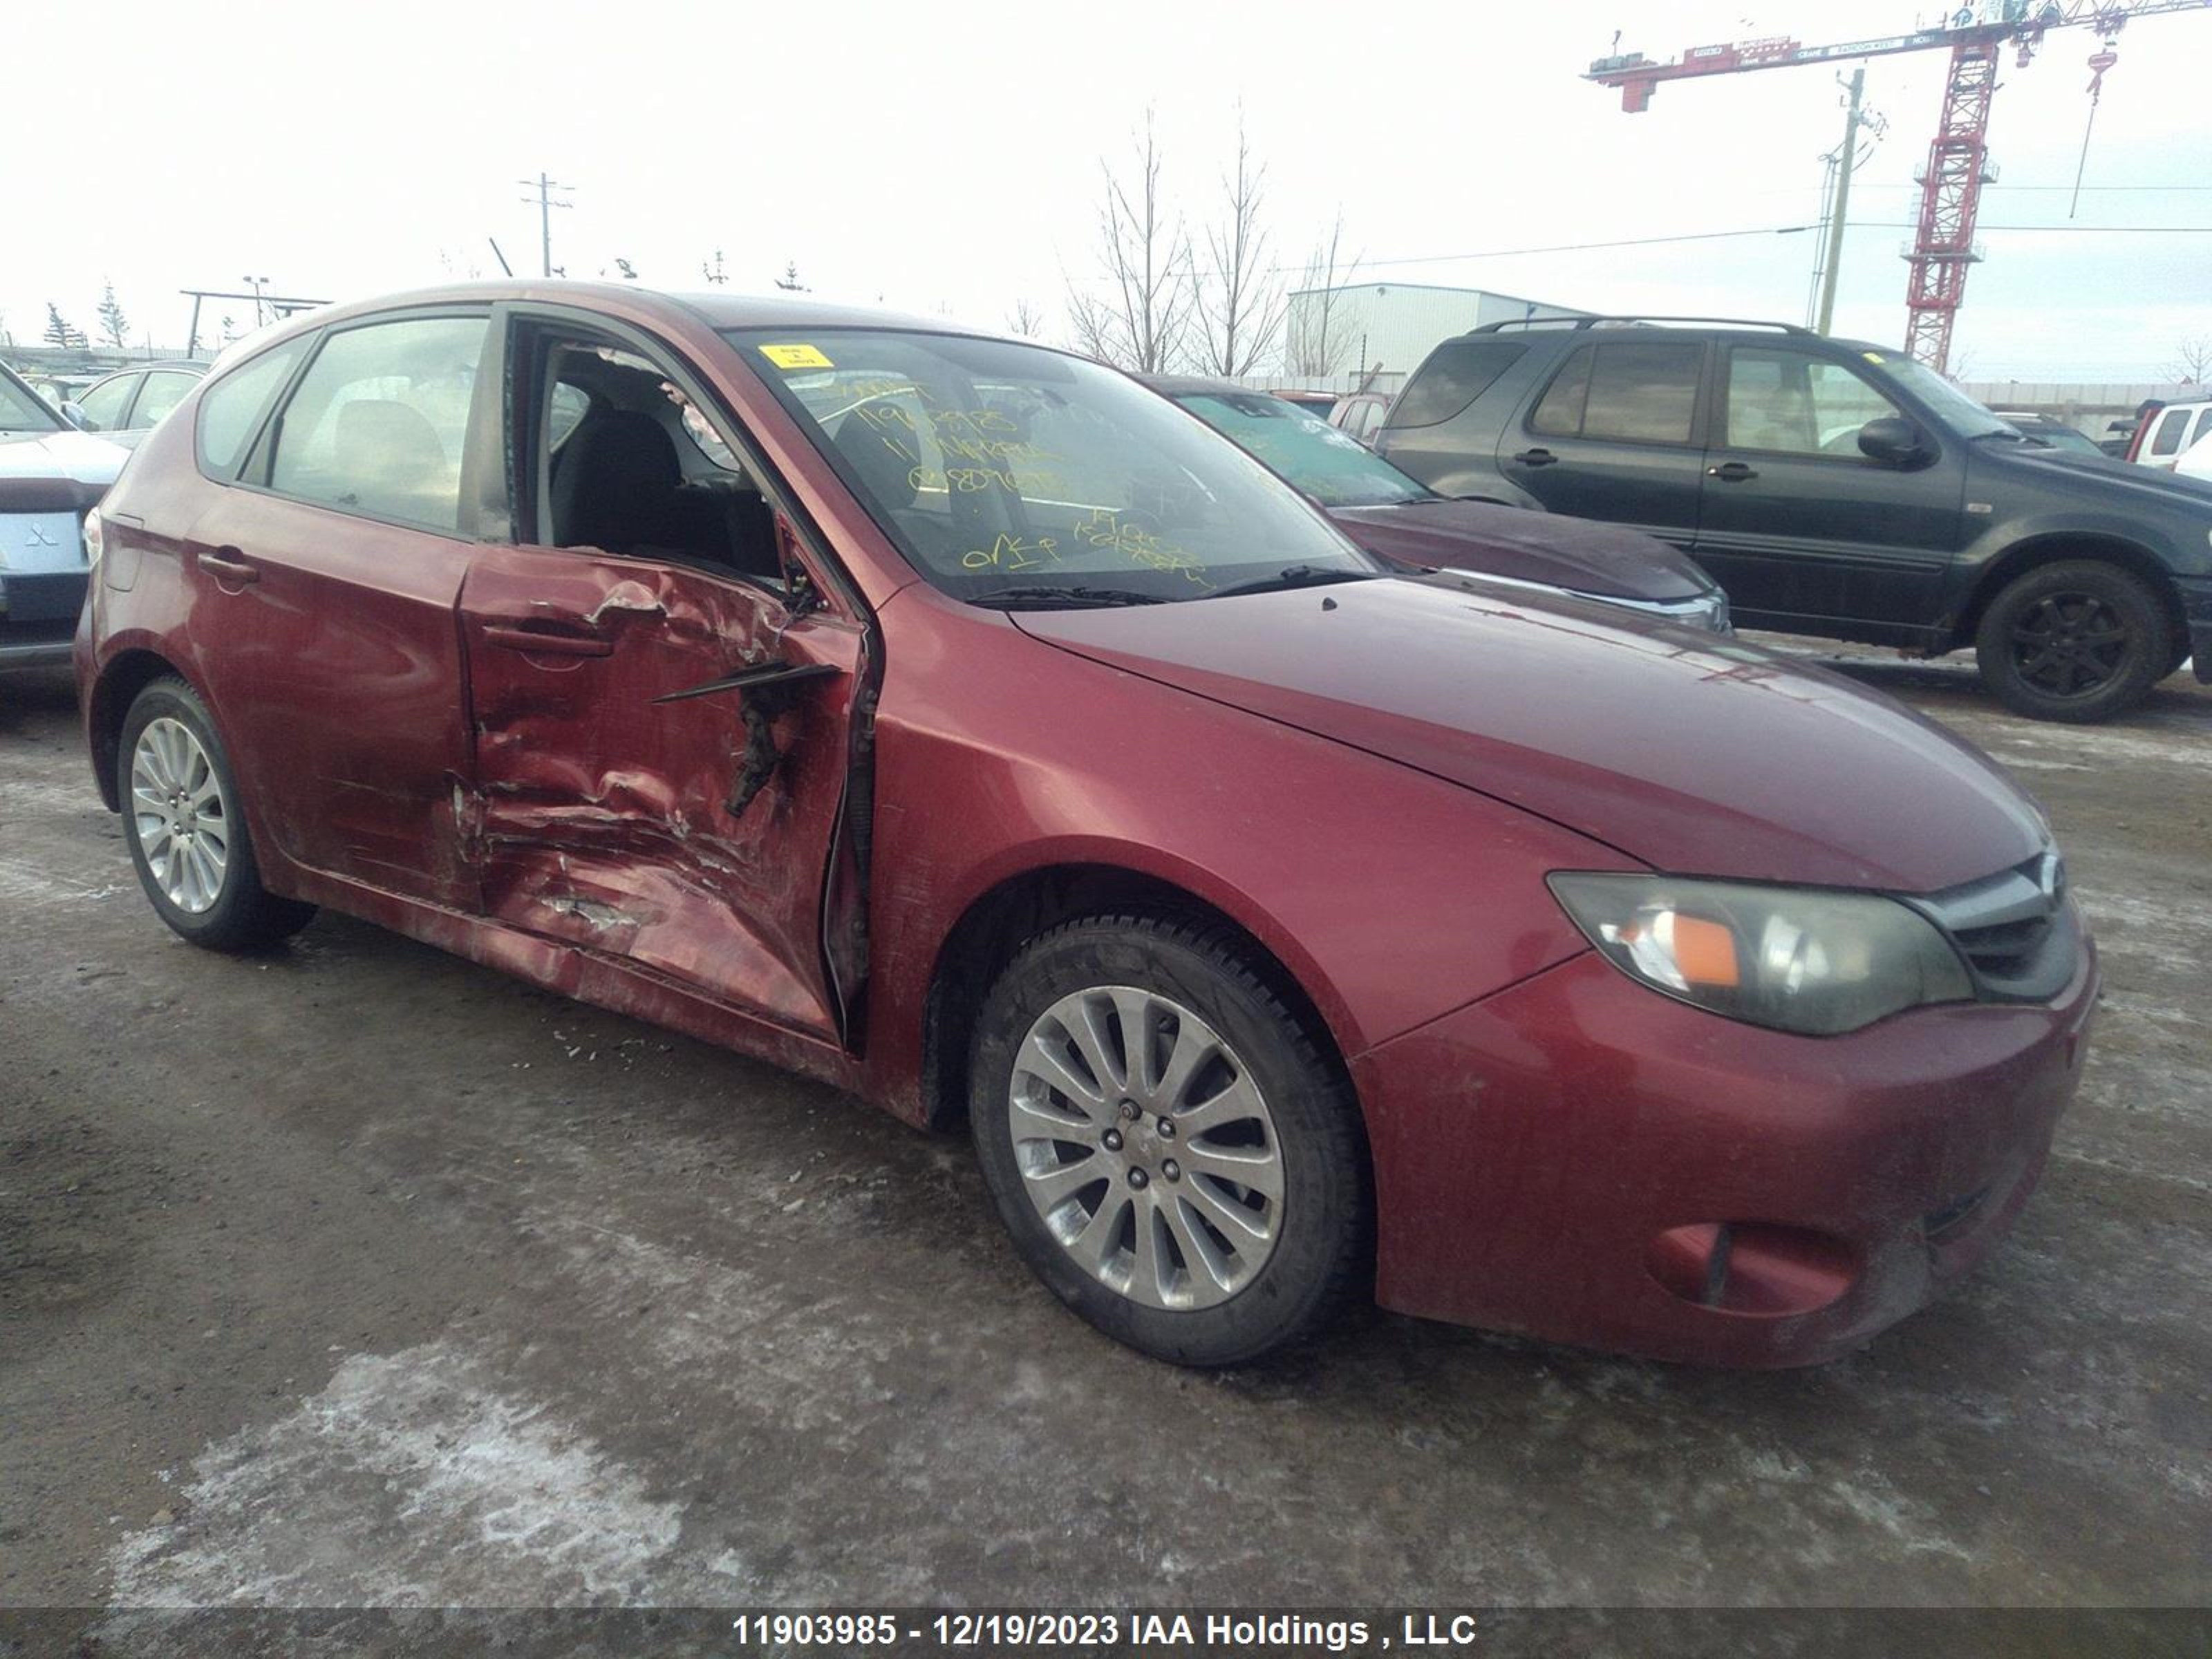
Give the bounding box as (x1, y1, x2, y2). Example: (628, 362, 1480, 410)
(243, 281, 1000, 344)
(1139, 374, 1274, 398)
(84, 361, 210, 386)
(1456, 317, 1895, 356)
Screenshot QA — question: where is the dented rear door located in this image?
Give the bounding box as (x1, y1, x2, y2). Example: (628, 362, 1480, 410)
(457, 549, 863, 1040)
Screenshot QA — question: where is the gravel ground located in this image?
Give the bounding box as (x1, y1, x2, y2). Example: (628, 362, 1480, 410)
(1, 646, 2206, 1647)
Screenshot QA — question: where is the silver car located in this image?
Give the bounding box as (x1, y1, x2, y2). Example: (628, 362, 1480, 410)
(64, 361, 210, 449)
(1, 362, 126, 668)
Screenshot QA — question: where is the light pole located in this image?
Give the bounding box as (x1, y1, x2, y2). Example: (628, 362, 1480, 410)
(242, 274, 270, 329)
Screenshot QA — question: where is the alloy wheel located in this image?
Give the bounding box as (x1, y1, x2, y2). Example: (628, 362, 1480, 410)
(131, 716, 230, 914)
(1009, 986, 1282, 1311)
(2011, 592, 2131, 698)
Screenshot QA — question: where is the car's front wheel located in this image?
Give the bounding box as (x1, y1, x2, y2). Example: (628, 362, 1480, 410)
(969, 914, 1369, 1367)
(119, 677, 316, 951)
(1974, 561, 2166, 723)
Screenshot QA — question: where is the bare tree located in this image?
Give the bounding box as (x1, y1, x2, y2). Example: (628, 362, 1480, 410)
(776, 262, 809, 292)
(1064, 111, 1193, 372)
(1194, 118, 1287, 377)
(1282, 216, 1356, 377)
(2166, 335, 2212, 387)
(1007, 300, 1047, 338)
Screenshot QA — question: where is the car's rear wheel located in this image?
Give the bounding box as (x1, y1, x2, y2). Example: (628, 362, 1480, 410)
(1974, 561, 2166, 723)
(970, 914, 1369, 1367)
(120, 678, 316, 951)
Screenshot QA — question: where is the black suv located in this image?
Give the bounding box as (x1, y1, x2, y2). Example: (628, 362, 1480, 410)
(1378, 317, 2212, 722)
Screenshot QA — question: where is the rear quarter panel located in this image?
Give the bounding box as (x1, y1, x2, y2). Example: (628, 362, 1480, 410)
(1374, 341, 1557, 504)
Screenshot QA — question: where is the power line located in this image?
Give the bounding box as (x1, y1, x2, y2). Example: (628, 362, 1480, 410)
(1859, 221, 2212, 230)
(1067, 216, 2211, 292)
(518, 173, 573, 279)
(1850, 182, 2212, 191)
(1306, 224, 1819, 271)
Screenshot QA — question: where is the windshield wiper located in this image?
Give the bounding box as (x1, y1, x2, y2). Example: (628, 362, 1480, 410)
(1206, 565, 1377, 600)
(968, 585, 1169, 610)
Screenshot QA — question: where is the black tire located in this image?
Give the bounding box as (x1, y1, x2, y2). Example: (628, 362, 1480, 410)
(118, 677, 317, 952)
(969, 913, 1369, 1367)
(1974, 561, 2167, 723)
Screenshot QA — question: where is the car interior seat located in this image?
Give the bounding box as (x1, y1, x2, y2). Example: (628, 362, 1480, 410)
(833, 409, 920, 514)
(551, 403, 780, 580)
(551, 408, 686, 554)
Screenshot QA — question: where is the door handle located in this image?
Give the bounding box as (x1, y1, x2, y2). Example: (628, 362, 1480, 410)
(198, 546, 259, 585)
(1707, 462, 1759, 482)
(482, 624, 613, 658)
(1511, 448, 1558, 468)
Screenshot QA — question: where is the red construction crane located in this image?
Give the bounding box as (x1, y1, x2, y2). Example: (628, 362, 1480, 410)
(1587, 1, 2212, 372)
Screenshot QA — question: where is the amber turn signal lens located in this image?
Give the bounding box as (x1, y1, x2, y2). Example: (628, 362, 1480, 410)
(1669, 914, 1741, 988)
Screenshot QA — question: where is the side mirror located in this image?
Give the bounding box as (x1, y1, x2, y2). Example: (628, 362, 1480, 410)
(61, 401, 93, 431)
(1858, 417, 1930, 467)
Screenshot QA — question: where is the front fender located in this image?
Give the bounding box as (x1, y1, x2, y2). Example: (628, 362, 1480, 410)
(855, 599, 1636, 1124)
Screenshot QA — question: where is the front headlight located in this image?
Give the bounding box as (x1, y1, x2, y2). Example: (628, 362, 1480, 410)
(81, 507, 104, 572)
(1548, 872, 1973, 1035)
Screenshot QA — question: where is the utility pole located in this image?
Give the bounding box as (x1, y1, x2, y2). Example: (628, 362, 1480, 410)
(518, 173, 573, 279)
(1815, 68, 1864, 337)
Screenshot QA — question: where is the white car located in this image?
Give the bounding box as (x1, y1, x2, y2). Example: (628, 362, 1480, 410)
(2133, 398, 2212, 470)
(2175, 427, 2212, 485)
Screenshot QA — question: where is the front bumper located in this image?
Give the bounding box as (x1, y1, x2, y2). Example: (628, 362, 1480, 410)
(1583, 585, 1732, 635)
(1353, 921, 2096, 1367)
(1454, 568, 1732, 634)
(0, 570, 90, 668)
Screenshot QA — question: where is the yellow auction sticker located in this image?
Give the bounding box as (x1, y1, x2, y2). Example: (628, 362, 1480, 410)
(1862, 351, 1886, 364)
(758, 343, 834, 370)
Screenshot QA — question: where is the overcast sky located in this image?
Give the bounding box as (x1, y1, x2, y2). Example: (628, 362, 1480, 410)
(7, 0, 2208, 382)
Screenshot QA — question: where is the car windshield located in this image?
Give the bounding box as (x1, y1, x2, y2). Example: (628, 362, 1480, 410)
(2019, 422, 2101, 456)
(1169, 392, 1432, 509)
(1876, 353, 2011, 439)
(730, 329, 1377, 604)
(0, 367, 64, 434)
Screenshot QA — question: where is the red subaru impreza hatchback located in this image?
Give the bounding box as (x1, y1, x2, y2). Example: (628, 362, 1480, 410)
(75, 285, 2096, 1368)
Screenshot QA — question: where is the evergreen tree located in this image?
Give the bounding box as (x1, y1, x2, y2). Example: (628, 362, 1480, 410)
(97, 283, 131, 350)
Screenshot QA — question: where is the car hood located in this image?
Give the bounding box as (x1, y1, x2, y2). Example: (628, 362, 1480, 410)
(1013, 577, 2046, 893)
(0, 429, 127, 511)
(1990, 440, 2212, 506)
(1328, 499, 1712, 601)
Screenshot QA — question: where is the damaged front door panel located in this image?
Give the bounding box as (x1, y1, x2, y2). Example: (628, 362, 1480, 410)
(458, 548, 863, 1040)
(654, 659, 848, 819)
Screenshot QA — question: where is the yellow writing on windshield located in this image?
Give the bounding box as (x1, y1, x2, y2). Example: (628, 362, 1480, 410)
(962, 532, 1062, 573)
(1070, 509, 1212, 590)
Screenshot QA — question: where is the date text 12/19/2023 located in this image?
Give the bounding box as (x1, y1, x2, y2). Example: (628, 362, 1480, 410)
(728, 1612, 1484, 1650)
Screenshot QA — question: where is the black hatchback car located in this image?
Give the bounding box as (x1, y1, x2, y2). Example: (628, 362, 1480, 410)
(1378, 317, 2212, 722)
